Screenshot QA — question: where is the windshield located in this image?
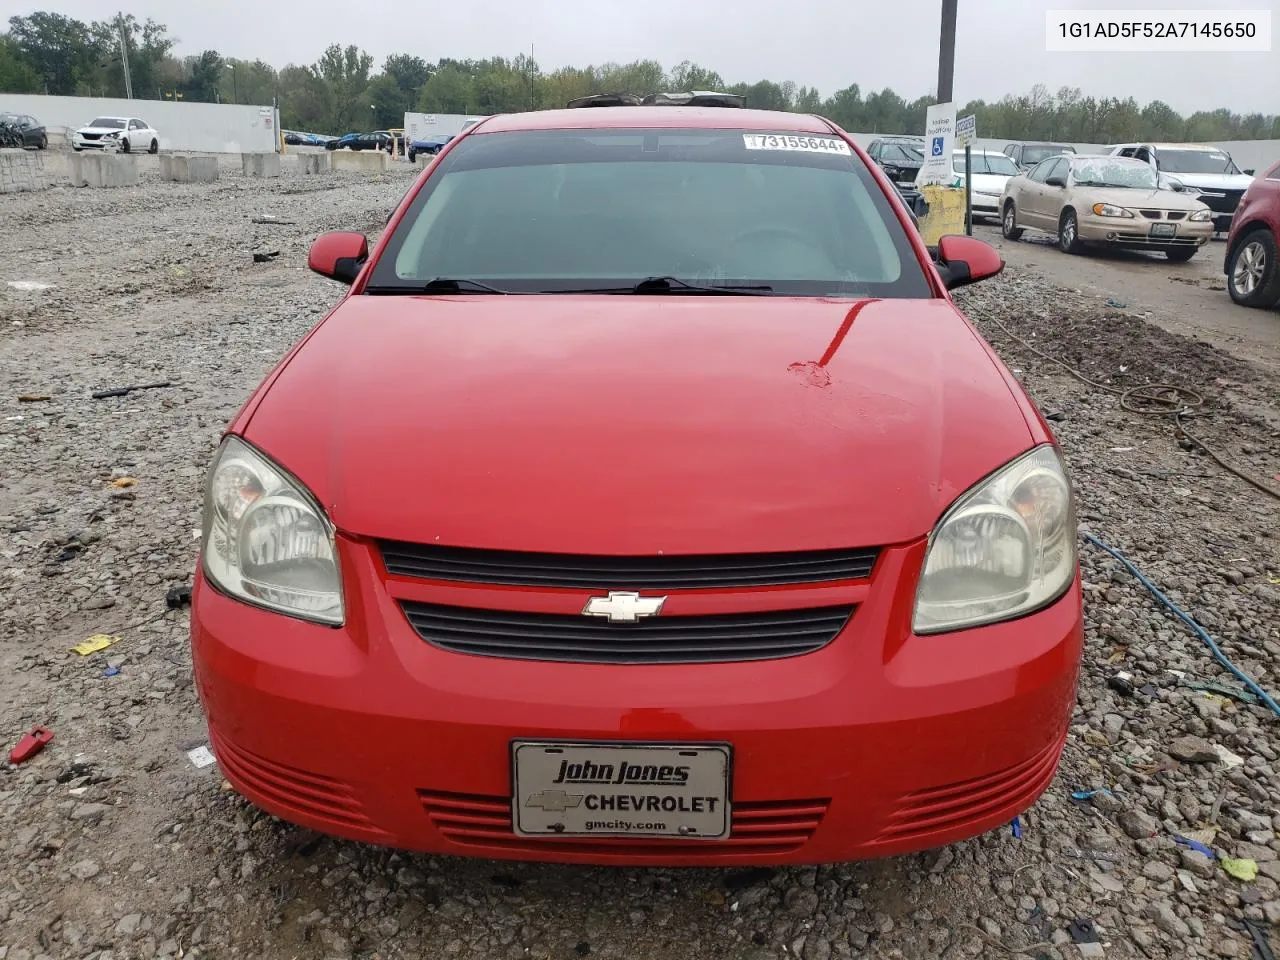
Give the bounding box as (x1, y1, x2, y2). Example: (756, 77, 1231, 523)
(369, 127, 931, 299)
(1071, 158, 1158, 189)
(89, 117, 126, 129)
(1022, 145, 1072, 165)
(953, 153, 1019, 175)
(1156, 148, 1239, 175)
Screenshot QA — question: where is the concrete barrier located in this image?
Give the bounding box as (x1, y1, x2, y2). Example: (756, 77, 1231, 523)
(332, 149, 389, 174)
(297, 153, 332, 175)
(241, 153, 281, 178)
(0, 148, 46, 193)
(161, 154, 219, 183)
(70, 152, 138, 188)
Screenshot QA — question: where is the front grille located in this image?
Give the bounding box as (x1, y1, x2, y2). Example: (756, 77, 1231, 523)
(1167, 212, 1186, 221)
(80, 133, 101, 140)
(378, 541, 879, 589)
(418, 789, 829, 857)
(400, 601, 854, 664)
(1139, 209, 1162, 219)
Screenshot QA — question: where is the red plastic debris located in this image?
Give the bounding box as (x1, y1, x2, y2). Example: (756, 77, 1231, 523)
(9, 725, 54, 764)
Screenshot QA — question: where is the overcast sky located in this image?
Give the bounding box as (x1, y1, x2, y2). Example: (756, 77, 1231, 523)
(14, 0, 1279, 114)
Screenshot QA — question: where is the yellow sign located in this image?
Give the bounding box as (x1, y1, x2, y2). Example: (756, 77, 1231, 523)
(72, 634, 121, 656)
(916, 185, 968, 246)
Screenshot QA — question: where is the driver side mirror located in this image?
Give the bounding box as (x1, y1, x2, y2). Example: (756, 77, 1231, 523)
(935, 234, 1004, 290)
(1165, 177, 1185, 192)
(308, 231, 369, 284)
(1244, 168, 1255, 176)
(1045, 175, 1066, 188)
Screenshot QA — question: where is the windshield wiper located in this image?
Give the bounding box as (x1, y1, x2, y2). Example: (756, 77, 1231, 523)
(366, 277, 512, 295)
(557, 276, 775, 295)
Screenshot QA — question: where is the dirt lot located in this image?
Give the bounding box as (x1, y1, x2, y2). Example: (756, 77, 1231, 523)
(971, 218, 1280, 372)
(1, 151, 1278, 960)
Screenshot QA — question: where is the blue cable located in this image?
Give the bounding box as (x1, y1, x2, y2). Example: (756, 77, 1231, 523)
(1082, 532, 1280, 720)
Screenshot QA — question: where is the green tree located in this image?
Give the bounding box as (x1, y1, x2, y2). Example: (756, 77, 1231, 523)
(314, 43, 375, 131)
(0, 34, 40, 92)
(7, 12, 94, 94)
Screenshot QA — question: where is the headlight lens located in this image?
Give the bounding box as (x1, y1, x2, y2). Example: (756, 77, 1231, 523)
(1189, 209, 1212, 222)
(201, 436, 344, 625)
(1091, 202, 1133, 218)
(913, 445, 1076, 634)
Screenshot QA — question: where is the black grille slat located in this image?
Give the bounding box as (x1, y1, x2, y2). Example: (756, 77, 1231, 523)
(1197, 190, 1243, 214)
(1139, 209, 1162, 218)
(378, 542, 879, 589)
(401, 602, 855, 664)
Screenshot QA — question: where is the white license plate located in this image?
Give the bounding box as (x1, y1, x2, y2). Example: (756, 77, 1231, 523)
(1150, 222, 1177, 238)
(511, 741, 731, 839)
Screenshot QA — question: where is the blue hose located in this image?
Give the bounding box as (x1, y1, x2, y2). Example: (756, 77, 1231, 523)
(1082, 531, 1280, 720)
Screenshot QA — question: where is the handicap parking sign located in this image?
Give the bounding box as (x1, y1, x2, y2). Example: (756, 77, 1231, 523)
(931, 136, 944, 156)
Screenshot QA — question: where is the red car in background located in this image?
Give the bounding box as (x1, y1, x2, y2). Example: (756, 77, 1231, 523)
(1225, 157, 1280, 309)
(190, 99, 1084, 866)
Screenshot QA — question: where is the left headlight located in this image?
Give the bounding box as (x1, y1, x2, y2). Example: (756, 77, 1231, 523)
(201, 436, 344, 625)
(1189, 209, 1213, 222)
(913, 445, 1076, 635)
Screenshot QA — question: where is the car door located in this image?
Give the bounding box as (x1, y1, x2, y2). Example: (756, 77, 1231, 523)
(1036, 158, 1070, 228)
(1017, 159, 1053, 228)
(20, 116, 36, 146)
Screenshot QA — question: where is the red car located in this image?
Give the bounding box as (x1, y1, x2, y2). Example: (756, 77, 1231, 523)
(191, 100, 1083, 866)
(1225, 157, 1280, 309)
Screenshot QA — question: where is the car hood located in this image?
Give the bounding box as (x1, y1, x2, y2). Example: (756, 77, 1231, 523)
(242, 296, 1035, 554)
(1074, 186, 1208, 211)
(77, 126, 125, 134)
(963, 172, 1012, 194)
(1162, 171, 1255, 190)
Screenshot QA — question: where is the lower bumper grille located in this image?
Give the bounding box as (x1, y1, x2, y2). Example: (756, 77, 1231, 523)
(210, 730, 380, 834)
(400, 602, 855, 664)
(418, 789, 829, 857)
(869, 733, 1065, 845)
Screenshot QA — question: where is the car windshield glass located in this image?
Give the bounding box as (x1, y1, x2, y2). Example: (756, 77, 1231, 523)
(89, 118, 126, 129)
(369, 127, 932, 299)
(1157, 148, 1239, 174)
(1071, 158, 1159, 189)
(953, 153, 1019, 175)
(1022, 145, 1069, 165)
(890, 143, 924, 160)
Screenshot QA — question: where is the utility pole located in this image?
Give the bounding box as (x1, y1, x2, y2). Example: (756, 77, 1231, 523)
(937, 0, 957, 104)
(117, 13, 133, 99)
(529, 43, 535, 111)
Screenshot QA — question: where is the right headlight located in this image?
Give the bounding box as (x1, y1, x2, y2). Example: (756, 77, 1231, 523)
(913, 445, 1076, 635)
(201, 435, 344, 625)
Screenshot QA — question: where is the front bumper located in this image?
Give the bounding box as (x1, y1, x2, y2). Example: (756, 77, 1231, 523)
(1077, 212, 1214, 248)
(192, 536, 1083, 866)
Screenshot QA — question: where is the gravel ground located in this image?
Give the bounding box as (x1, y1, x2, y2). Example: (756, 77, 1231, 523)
(1, 157, 1278, 960)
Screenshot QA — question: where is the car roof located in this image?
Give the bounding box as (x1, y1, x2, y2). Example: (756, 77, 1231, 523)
(1146, 142, 1229, 151)
(475, 107, 838, 135)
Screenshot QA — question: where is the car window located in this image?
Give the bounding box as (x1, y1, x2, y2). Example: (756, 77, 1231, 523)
(1155, 148, 1240, 175)
(1071, 157, 1158, 189)
(867, 142, 881, 159)
(370, 127, 932, 299)
(1027, 159, 1053, 182)
(1022, 145, 1066, 166)
(1044, 158, 1068, 183)
(1267, 161, 1280, 180)
(90, 117, 126, 129)
(953, 153, 1019, 175)
(883, 145, 909, 162)
(1002, 145, 1016, 158)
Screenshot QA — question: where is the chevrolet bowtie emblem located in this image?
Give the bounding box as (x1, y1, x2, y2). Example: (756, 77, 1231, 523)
(582, 591, 667, 623)
(525, 790, 583, 812)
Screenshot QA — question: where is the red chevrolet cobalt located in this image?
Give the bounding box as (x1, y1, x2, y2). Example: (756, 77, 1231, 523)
(191, 99, 1083, 866)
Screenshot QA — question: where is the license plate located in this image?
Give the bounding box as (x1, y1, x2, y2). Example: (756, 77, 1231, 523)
(512, 740, 731, 839)
(1150, 222, 1177, 238)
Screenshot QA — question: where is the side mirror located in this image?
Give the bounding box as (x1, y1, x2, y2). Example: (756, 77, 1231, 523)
(935, 234, 1004, 290)
(308, 231, 369, 285)
(1167, 178, 1185, 191)
(1244, 168, 1255, 176)
(1045, 175, 1066, 188)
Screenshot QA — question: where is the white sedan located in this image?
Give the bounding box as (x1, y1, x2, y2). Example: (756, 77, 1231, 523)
(950, 149, 1021, 221)
(72, 116, 160, 154)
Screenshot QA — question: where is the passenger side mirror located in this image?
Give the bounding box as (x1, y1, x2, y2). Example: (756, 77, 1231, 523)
(1244, 168, 1255, 176)
(308, 231, 369, 285)
(1165, 177, 1185, 192)
(1045, 175, 1066, 188)
(935, 234, 1004, 290)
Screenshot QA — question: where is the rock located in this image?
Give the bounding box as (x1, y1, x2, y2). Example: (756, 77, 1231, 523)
(1119, 809, 1160, 839)
(1179, 849, 1216, 879)
(71, 802, 113, 820)
(70, 859, 101, 879)
(1147, 902, 1191, 938)
(1169, 736, 1219, 763)
(1143, 861, 1175, 882)
(115, 914, 143, 936)
(784, 886, 820, 917)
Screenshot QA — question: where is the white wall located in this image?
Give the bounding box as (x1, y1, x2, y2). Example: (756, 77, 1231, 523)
(402, 112, 487, 143)
(2, 94, 279, 153)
